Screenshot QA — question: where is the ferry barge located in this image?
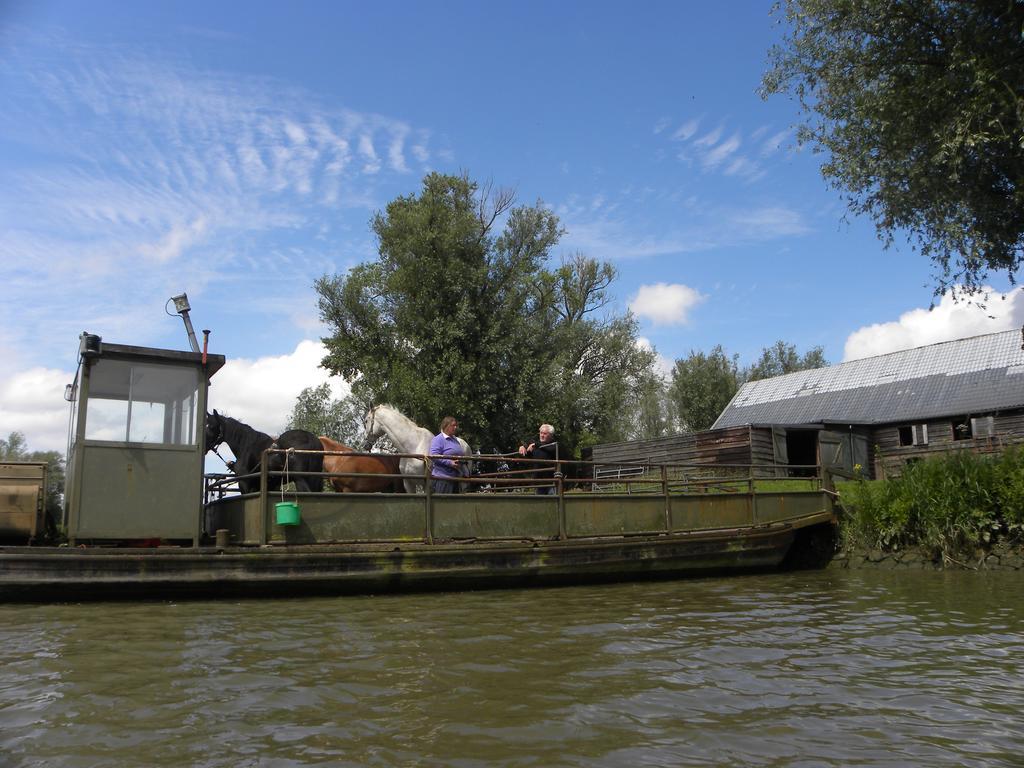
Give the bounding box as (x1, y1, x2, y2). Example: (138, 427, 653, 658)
(0, 333, 837, 602)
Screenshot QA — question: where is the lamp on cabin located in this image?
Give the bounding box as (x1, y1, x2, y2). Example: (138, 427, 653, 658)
(168, 293, 200, 353)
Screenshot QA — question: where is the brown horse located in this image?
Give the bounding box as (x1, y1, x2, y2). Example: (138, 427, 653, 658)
(318, 436, 405, 493)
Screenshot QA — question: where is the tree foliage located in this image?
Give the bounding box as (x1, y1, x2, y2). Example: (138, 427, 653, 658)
(0, 432, 28, 459)
(743, 339, 827, 382)
(762, 0, 1024, 296)
(668, 340, 828, 432)
(624, 371, 674, 441)
(529, 254, 657, 450)
(286, 384, 365, 446)
(668, 346, 740, 432)
(316, 172, 655, 454)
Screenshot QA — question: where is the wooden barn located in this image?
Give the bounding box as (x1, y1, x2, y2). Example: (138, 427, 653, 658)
(590, 423, 842, 480)
(595, 329, 1024, 479)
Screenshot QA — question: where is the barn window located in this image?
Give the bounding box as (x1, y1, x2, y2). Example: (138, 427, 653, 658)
(898, 424, 928, 447)
(952, 418, 973, 440)
(971, 416, 995, 438)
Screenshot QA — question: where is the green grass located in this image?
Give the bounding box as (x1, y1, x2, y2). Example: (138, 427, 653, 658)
(836, 448, 1024, 557)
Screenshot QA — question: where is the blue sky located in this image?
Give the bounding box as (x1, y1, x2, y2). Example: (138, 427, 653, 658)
(2, 0, 1021, 454)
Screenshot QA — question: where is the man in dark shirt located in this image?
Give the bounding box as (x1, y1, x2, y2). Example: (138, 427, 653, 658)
(518, 423, 558, 495)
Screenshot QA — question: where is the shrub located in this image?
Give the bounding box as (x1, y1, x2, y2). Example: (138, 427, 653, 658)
(993, 447, 1024, 537)
(837, 447, 1023, 558)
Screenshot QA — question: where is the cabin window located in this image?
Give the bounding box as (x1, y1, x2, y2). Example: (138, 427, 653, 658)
(951, 418, 973, 441)
(898, 424, 928, 447)
(85, 360, 199, 445)
(971, 416, 995, 438)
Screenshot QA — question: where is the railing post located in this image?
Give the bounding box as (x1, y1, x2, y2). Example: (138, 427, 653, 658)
(423, 456, 433, 544)
(819, 464, 834, 495)
(259, 450, 269, 544)
(557, 463, 566, 540)
(819, 464, 835, 516)
(749, 463, 757, 526)
(662, 464, 670, 533)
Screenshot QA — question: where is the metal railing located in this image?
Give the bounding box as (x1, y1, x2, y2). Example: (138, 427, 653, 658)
(202, 447, 837, 546)
(204, 449, 828, 499)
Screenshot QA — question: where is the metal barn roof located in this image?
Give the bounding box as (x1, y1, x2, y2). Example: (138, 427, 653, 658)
(713, 329, 1024, 429)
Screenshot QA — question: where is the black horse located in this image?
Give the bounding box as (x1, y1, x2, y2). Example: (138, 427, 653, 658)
(204, 410, 324, 494)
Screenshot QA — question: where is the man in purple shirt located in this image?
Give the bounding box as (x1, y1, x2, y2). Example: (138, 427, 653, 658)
(429, 415, 464, 494)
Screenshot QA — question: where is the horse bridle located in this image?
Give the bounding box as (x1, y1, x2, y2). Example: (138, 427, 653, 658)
(206, 419, 235, 471)
(211, 444, 234, 471)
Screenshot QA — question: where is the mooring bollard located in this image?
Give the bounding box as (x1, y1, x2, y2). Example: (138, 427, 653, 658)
(215, 528, 229, 549)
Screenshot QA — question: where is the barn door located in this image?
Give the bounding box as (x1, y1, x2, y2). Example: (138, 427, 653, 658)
(818, 430, 846, 470)
(771, 427, 788, 477)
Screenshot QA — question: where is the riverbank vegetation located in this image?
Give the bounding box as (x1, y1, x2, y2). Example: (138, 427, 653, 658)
(837, 449, 1024, 559)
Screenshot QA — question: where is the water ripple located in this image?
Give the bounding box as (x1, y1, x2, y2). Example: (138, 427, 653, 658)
(1, 570, 1022, 767)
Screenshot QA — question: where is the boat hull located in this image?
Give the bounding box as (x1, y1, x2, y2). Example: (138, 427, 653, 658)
(0, 519, 832, 602)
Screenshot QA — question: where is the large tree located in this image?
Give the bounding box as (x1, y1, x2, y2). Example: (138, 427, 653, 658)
(762, 0, 1024, 296)
(668, 346, 740, 432)
(316, 173, 655, 454)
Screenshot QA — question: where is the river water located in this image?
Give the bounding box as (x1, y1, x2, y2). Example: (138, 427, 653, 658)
(1, 569, 1021, 767)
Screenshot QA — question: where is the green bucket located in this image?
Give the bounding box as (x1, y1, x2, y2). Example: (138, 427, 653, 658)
(275, 501, 301, 526)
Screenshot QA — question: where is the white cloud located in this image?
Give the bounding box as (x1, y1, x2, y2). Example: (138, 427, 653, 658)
(0, 367, 72, 453)
(387, 126, 410, 173)
(702, 132, 741, 169)
(692, 126, 723, 148)
(559, 195, 808, 262)
(664, 115, 798, 182)
(140, 216, 209, 264)
(0, 31, 440, 370)
(671, 119, 698, 141)
(630, 283, 707, 326)
(283, 120, 308, 145)
(727, 206, 808, 238)
(208, 340, 350, 435)
(358, 134, 381, 174)
(843, 288, 1024, 361)
(562, 215, 699, 260)
(724, 157, 758, 178)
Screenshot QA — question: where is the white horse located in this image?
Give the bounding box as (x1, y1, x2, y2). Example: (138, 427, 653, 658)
(362, 404, 471, 493)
